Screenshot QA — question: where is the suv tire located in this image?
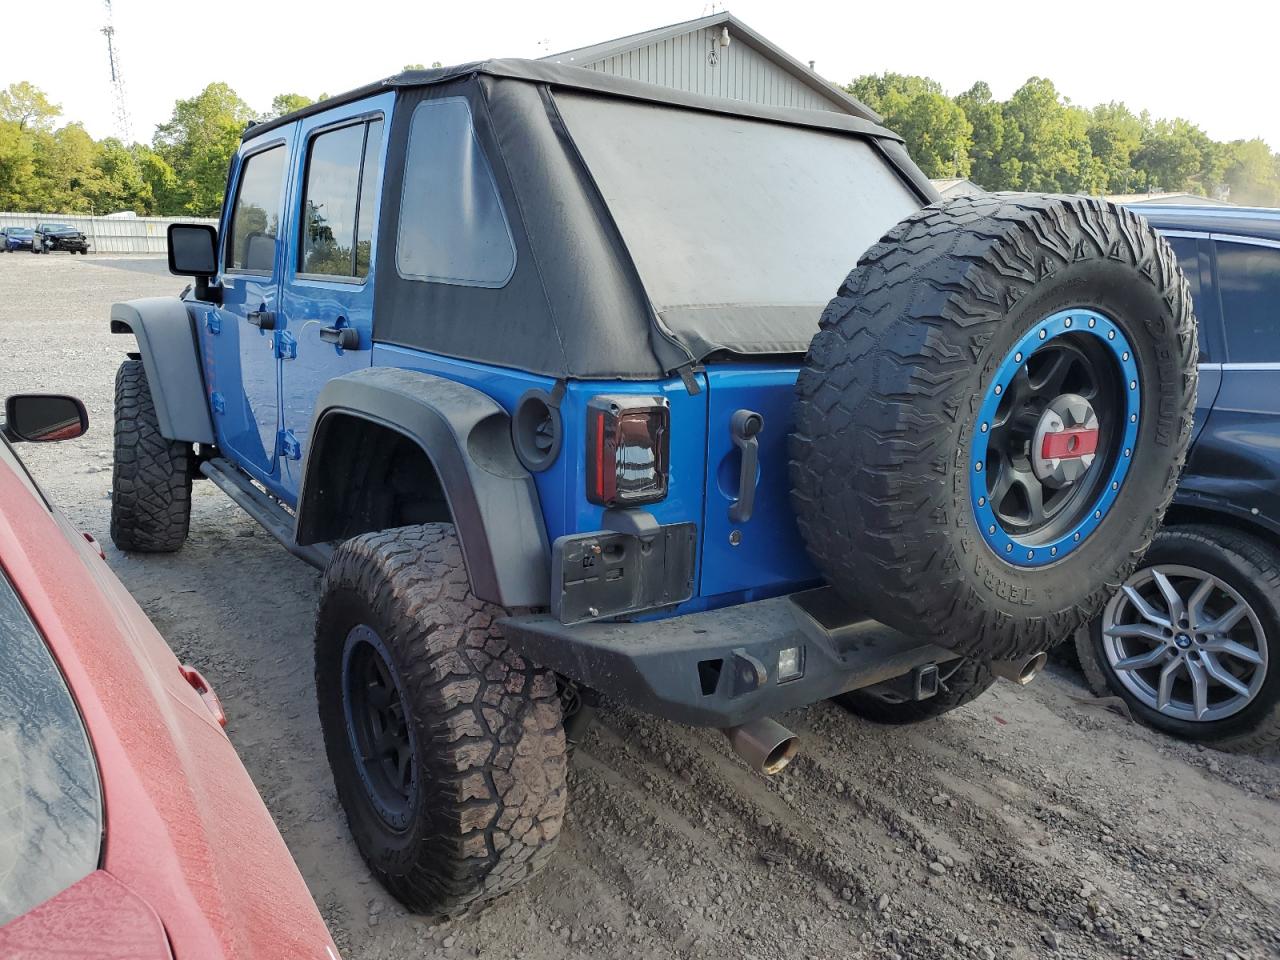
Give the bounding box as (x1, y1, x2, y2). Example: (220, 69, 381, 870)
(833, 660, 994, 724)
(316, 524, 567, 917)
(110, 359, 192, 552)
(792, 194, 1197, 662)
(1075, 525, 1280, 752)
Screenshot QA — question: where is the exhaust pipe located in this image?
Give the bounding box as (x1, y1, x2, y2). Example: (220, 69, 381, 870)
(723, 717, 799, 775)
(988, 651, 1048, 685)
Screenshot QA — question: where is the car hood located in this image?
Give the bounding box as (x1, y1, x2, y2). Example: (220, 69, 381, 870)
(0, 461, 338, 959)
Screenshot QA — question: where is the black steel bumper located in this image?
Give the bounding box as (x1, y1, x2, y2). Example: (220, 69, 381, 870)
(499, 587, 957, 727)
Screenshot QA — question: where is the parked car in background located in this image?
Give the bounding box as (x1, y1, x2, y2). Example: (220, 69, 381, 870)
(1076, 205, 1280, 752)
(32, 222, 89, 254)
(0, 394, 338, 958)
(1, 226, 34, 252)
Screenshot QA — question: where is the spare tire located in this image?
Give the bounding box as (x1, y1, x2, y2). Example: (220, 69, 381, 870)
(790, 194, 1197, 662)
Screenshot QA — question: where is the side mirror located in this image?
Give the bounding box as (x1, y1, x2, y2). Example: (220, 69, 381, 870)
(167, 223, 222, 303)
(3, 394, 88, 443)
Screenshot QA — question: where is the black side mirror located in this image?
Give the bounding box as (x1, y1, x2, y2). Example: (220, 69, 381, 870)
(167, 223, 222, 303)
(3, 394, 88, 443)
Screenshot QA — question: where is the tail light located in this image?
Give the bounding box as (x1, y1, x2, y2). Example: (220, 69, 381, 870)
(587, 396, 670, 507)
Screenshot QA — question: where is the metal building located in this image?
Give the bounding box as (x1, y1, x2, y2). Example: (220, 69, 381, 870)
(542, 12, 874, 120)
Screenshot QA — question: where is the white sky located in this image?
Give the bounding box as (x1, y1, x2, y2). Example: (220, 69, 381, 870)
(5, 1, 1278, 150)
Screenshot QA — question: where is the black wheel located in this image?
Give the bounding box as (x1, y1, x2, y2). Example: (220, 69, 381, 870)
(110, 360, 192, 552)
(1076, 525, 1280, 752)
(791, 195, 1197, 662)
(316, 524, 567, 917)
(833, 660, 995, 724)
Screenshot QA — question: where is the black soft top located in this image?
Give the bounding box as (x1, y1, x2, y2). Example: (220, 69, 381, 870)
(246, 60, 934, 380)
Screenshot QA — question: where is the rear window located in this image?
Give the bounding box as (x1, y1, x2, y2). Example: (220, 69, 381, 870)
(1216, 240, 1280, 362)
(554, 93, 921, 354)
(0, 570, 101, 924)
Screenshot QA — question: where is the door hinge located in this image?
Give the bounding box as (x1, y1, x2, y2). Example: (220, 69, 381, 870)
(276, 428, 301, 461)
(204, 311, 221, 334)
(210, 392, 226, 415)
(273, 330, 297, 360)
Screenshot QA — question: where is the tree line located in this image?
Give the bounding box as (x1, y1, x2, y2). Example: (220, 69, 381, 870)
(849, 74, 1280, 205)
(1, 69, 1277, 217)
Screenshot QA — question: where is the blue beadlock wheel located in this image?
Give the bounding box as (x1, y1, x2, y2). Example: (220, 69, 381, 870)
(971, 308, 1141, 567)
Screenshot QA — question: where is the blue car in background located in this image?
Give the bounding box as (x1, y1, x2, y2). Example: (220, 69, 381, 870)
(1, 227, 34, 252)
(1077, 205, 1280, 752)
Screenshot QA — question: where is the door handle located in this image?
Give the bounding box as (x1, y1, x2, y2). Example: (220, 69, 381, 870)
(247, 309, 276, 330)
(729, 409, 763, 524)
(319, 325, 360, 350)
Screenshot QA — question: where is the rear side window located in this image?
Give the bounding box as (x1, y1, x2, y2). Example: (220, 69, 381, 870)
(227, 144, 286, 273)
(1216, 240, 1280, 362)
(299, 117, 384, 279)
(0, 570, 101, 925)
(396, 98, 516, 288)
(1165, 236, 1208, 360)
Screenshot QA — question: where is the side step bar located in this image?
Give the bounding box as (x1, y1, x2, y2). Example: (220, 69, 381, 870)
(199, 457, 332, 570)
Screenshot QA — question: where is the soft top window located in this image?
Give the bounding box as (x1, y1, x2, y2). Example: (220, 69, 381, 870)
(396, 98, 516, 288)
(554, 92, 921, 357)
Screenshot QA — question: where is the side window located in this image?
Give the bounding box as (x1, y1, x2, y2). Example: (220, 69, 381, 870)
(1165, 236, 1208, 361)
(227, 144, 286, 273)
(299, 117, 384, 279)
(397, 98, 516, 287)
(1216, 240, 1280, 362)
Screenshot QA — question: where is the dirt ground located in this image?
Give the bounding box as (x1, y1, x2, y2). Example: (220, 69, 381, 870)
(2, 252, 1279, 960)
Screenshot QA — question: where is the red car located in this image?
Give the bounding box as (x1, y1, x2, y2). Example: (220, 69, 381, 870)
(0, 394, 339, 959)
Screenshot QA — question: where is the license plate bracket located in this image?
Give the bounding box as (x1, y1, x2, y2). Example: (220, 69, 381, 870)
(551, 523, 697, 625)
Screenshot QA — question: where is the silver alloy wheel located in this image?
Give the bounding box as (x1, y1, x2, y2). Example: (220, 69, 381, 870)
(1101, 564, 1268, 722)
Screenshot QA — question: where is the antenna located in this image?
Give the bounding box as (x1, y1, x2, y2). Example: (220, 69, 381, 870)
(101, 0, 132, 142)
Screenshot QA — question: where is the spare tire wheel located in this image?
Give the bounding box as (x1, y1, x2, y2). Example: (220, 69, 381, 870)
(790, 194, 1197, 662)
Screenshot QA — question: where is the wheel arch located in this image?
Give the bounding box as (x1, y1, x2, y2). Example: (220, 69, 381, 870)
(1163, 497, 1280, 548)
(295, 368, 550, 608)
(109, 297, 215, 444)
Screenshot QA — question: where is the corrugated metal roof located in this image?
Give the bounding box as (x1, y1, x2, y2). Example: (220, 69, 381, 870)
(541, 12, 876, 119)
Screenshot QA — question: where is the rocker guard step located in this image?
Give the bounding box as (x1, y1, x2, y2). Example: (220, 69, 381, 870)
(499, 587, 957, 727)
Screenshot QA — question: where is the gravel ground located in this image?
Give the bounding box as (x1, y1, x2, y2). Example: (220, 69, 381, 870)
(3, 252, 1280, 960)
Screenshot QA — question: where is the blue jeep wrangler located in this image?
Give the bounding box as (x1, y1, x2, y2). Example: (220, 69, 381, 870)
(109, 61, 1197, 915)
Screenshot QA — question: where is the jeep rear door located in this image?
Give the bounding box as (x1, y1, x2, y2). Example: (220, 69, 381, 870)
(202, 126, 298, 483)
(276, 94, 391, 499)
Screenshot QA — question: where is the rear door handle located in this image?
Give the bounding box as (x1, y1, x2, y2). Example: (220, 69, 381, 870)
(729, 409, 763, 524)
(319, 325, 360, 350)
(247, 309, 276, 330)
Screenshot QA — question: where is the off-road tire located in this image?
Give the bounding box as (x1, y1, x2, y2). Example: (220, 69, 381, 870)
(316, 524, 567, 917)
(110, 359, 192, 552)
(791, 194, 1197, 661)
(833, 660, 995, 724)
(1075, 525, 1280, 752)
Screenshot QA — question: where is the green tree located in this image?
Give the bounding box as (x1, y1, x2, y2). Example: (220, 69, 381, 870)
(1001, 78, 1097, 193)
(1086, 102, 1143, 193)
(956, 81, 1017, 190)
(1132, 117, 1210, 194)
(0, 119, 36, 209)
(89, 137, 155, 213)
(0, 81, 61, 132)
(266, 92, 314, 119)
(154, 82, 256, 215)
(27, 124, 105, 213)
(1220, 139, 1280, 206)
(848, 73, 973, 178)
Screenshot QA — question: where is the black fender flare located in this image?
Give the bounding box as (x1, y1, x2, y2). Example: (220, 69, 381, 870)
(109, 297, 215, 444)
(295, 367, 550, 608)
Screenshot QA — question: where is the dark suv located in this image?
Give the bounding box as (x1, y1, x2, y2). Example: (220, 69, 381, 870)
(32, 222, 90, 255)
(108, 61, 1196, 916)
(1076, 205, 1280, 751)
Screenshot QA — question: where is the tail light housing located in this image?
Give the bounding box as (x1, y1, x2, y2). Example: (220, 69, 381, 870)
(587, 396, 670, 507)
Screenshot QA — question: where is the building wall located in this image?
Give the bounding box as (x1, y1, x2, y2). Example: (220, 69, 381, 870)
(0, 212, 216, 254)
(581, 27, 842, 113)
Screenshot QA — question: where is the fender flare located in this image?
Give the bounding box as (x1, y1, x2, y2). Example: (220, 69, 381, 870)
(296, 368, 550, 608)
(109, 297, 215, 444)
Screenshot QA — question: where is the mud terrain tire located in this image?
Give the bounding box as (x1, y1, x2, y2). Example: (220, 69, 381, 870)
(110, 359, 192, 552)
(316, 524, 567, 917)
(791, 195, 1197, 661)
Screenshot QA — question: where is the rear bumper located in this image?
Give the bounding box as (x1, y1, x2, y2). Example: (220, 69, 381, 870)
(500, 586, 957, 727)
